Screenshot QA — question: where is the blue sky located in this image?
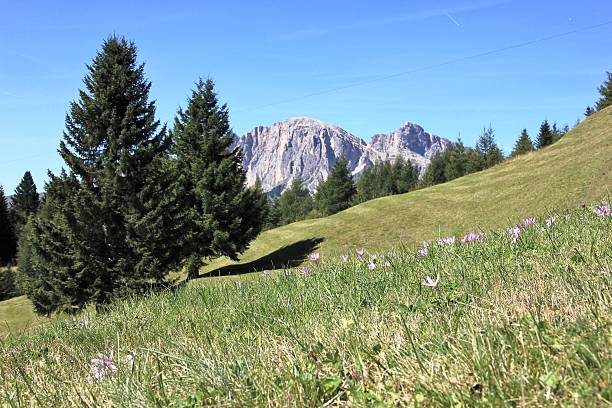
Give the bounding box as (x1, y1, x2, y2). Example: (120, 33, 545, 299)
(1, 0, 611, 193)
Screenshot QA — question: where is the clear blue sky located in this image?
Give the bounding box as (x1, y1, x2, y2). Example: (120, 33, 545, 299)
(1, 0, 611, 193)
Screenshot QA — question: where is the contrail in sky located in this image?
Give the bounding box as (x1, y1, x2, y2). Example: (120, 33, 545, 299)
(441, 9, 461, 27)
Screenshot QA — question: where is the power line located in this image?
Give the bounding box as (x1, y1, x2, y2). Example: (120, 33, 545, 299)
(237, 20, 612, 112)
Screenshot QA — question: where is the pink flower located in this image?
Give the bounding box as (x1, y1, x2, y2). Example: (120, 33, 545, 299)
(89, 353, 117, 382)
(594, 203, 611, 217)
(545, 216, 556, 227)
(262, 270, 270, 278)
(340, 254, 349, 262)
(507, 225, 521, 244)
(461, 232, 482, 243)
(367, 262, 376, 271)
(355, 248, 365, 258)
(521, 217, 536, 228)
(421, 274, 440, 289)
(437, 236, 456, 246)
(300, 266, 313, 275)
(418, 248, 428, 257)
(79, 319, 89, 328)
(422, 241, 429, 247)
(308, 252, 320, 262)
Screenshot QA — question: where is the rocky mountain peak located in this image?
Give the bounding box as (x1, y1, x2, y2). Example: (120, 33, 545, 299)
(235, 118, 451, 194)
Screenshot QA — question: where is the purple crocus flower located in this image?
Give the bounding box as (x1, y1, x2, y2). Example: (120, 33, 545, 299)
(89, 353, 117, 382)
(355, 248, 365, 258)
(418, 248, 428, 257)
(594, 203, 611, 217)
(545, 216, 556, 227)
(300, 266, 313, 275)
(340, 254, 349, 262)
(79, 319, 89, 328)
(461, 232, 482, 243)
(521, 217, 536, 228)
(262, 270, 270, 278)
(507, 225, 521, 244)
(367, 262, 376, 271)
(437, 236, 456, 246)
(422, 241, 429, 248)
(563, 213, 571, 221)
(235, 281, 243, 289)
(308, 252, 320, 263)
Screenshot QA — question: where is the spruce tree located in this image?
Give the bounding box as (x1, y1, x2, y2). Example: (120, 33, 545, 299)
(392, 157, 418, 194)
(585, 106, 596, 117)
(315, 158, 356, 216)
(536, 120, 554, 149)
(595, 71, 612, 111)
(22, 36, 183, 313)
(510, 129, 534, 157)
(475, 126, 504, 169)
(12, 171, 39, 232)
(279, 177, 314, 224)
(422, 152, 448, 186)
(171, 78, 264, 279)
(0, 186, 17, 265)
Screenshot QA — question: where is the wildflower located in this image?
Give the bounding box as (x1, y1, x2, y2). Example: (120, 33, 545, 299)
(437, 236, 456, 246)
(367, 262, 376, 271)
(594, 203, 611, 217)
(89, 353, 117, 382)
(507, 225, 521, 244)
(461, 232, 482, 243)
(563, 213, 570, 222)
(262, 270, 270, 278)
(383, 261, 391, 268)
(300, 266, 313, 275)
(123, 352, 137, 366)
(417, 248, 428, 257)
(308, 252, 320, 263)
(355, 248, 365, 258)
(521, 217, 536, 228)
(79, 319, 89, 328)
(422, 241, 429, 247)
(545, 216, 556, 227)
(235, 281, 243, 289)
(340, 254, 349, 262)
(421, 274, 440, 289)
(284, 269, 292, 277)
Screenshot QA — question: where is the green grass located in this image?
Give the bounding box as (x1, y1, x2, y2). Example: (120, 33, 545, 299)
(0, 206, 610, 406)
(202, 106, 612, 275)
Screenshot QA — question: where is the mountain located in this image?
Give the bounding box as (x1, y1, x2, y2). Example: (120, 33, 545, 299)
(234, 117, 451, 194)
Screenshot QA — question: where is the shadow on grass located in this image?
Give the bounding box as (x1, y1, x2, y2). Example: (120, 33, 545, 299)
(198, 237, 324, 278)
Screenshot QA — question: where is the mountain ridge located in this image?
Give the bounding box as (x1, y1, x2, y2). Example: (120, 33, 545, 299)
(234, 117, 451, 194)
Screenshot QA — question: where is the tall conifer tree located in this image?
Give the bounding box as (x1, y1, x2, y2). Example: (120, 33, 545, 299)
(314, 158, 356, 216)
(0, 186, 16, 265)
(510, 129, 534, 157)
(12, 171, 39, 231)
(22, 36, 183, 313)
(595, 71, 612, 111)
(171, 78, 264, 279)
(536, 120, 554, 149)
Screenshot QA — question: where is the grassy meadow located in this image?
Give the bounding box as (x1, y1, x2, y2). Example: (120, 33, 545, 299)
(0, 205, 610, 406)
(200, 106, 612, 276)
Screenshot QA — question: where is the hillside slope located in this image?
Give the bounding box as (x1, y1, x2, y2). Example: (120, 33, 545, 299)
(202, 106, 611, 275)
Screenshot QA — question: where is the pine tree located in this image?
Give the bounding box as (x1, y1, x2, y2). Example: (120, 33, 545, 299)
(263, 197, 281, 230)
(392, 157, 419, 194)
(475, 126, 504, 169)
(422, 152, 448, 186)
(279, 177, 314, 224)
(315, 158, 356, 216)
(595, 71, 612, 111)
(22, 36, 183, 313)
(171, 78, 264, 279)
(12, 171, 39, 232)
(0, 186, 17, 265)
(536, 120, 554, 149)
(510, 129, 534, 157)
(444, 141, 468, 181)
